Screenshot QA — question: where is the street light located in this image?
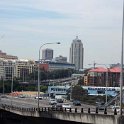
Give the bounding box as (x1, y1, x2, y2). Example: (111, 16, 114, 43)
(120, 0, 124, 115)
(37, 42, 60, 109)
(11, 66, 14, 106)
(105, 68, 109, 105)
(11, 66, 14, 93)
(2, 76, 4, 95)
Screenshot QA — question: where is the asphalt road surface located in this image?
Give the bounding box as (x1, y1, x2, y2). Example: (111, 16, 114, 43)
(0, 95, 117, 115)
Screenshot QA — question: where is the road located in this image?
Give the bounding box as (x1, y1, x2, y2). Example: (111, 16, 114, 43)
(0, 95, 116, 115)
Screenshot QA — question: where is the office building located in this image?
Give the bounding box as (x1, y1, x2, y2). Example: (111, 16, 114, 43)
(69, 36, 84, 70)
(55, 55, 67, 63)
(39, 61, 75, 71)
(42, 48, 53, 60)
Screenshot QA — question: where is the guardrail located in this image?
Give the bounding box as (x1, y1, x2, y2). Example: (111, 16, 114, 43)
(0, 104, 118, 115)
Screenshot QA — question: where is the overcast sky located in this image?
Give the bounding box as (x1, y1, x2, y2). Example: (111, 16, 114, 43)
(0, 0, 123, 67)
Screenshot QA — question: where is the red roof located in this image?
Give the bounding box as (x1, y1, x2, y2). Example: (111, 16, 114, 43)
(89, 67, 107, 72)
(89, 67, 121, 73)
(109, 67, 121, 73)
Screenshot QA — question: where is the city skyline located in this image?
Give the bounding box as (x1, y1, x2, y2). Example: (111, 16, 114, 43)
(0, 0, 123, 67)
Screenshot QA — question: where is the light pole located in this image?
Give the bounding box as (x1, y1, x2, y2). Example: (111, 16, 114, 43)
(11, 66, 14, 106)
(120, 0, 124, 115)
(37, 42, 60, 109)
(2, 76, 4, 95)
(105, 68, 109, 105)
(11, 66, 14, 93)
(70, 84, 72, 101)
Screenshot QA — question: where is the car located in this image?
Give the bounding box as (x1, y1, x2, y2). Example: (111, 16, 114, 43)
(62, 103, 71, 110)
(73, 100, 81, 106)
(96, 102, 105, 110)
(111, 106, 121, 113)
(19, 95, 26, 98)
(57, 99, 63, 103)
(35, 96, 42, 100)
(51, 103, 63, 111)
(49, 99, 57, 105)
(56, 103, 63, 109)
(1, 95, 8, 98)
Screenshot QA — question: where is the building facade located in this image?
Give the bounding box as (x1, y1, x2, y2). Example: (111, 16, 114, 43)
(55, 55, 67, 63)
(39, 61, 75, 71)
(42, 48, 53, 60)
(48, 85, 70, 97)
(15, 60, 35, 80)
(69, 36, 84, 70)
(0, 59, 35, 81)
(84, 66, 121, 87)
(0, 50, 18, 60)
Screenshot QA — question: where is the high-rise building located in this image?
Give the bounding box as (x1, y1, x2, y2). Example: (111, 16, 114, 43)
(69, 36, 84, 70)
(42, 48, 53, 60)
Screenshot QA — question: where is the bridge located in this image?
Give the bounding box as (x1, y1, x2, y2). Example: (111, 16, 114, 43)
(0, 103, 124, 124)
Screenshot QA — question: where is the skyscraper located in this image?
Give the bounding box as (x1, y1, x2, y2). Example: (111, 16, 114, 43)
(69, 36, 84, 70)
(42, 48, 53, 60)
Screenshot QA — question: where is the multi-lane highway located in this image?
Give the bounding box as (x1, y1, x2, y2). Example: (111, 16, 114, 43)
(0, 95, 116, 115)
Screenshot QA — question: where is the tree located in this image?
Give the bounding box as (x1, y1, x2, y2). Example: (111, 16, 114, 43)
(71, 85, 88, 101)
(40, 86, 48, 93)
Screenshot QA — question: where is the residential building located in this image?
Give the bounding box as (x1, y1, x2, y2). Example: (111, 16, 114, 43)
(3, 60, 16, 80)
(0, 60, 4, 80)
(15, 59, 35, 81)
(0, 50, 18, 60)
(0, 59, 35, 81)
(69, 36, 84, 70)
(85, 66, 121, 86)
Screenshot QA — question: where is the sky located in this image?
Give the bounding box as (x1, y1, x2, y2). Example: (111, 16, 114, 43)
(0, 0, 123, 67)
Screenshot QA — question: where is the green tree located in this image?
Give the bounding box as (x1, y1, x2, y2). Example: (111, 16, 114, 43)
(40, 85, 48, 93)
(71, 85, 88, 101)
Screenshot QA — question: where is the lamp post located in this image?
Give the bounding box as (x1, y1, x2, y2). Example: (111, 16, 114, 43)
(105, 68, 109, 105)
(11, 66, 14, 93)
(37, 42, 60, 109)
(120, 0, 124, 115)
(2, 76, 4, 95)
(11, 66, 14, 106)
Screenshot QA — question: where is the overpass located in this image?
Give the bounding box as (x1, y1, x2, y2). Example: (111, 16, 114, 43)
(0, 104, 124, 124)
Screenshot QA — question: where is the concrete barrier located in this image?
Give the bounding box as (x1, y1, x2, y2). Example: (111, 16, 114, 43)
(1, 104, 124, 124)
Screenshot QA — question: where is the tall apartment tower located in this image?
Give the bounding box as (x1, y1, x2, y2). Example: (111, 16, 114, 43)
(69, 36, 84, 70)
(42, 48, 53, 60)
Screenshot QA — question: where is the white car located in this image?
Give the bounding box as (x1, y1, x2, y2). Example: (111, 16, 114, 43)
(62, 103, 71, 110)
(49, 99, 57, 105)
(35, 96, 42, 100)
(111, 106, 120, 112)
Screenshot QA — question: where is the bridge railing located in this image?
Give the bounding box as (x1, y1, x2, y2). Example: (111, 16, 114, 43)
(0, 104, 118, 115)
